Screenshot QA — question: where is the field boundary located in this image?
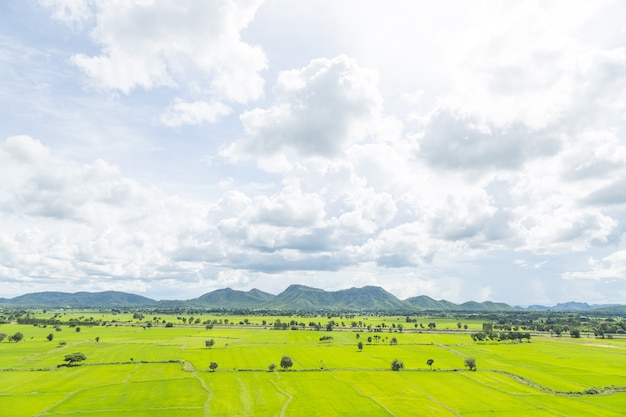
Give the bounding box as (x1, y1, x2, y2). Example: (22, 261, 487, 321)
(491, 369, 626, 397)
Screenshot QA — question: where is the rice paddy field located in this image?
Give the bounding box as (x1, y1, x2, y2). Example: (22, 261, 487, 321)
(0, 312, 625, 416)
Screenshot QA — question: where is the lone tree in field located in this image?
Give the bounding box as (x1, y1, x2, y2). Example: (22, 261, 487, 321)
(9, 332, 24, 342)
(209, 362, 218, 372)
(426, 358, 434, 370)
(205, 339, 215, 348)
(268, 363, 276, 372)
(47, 333, 54, 342)
(357, 341, 363, 351)
(391, 359, 404, 371)
(63, 352, 87, 366)
(280, 355, 293, 371)
(464, 357, 477, 371)
(390, 337, 398, 345)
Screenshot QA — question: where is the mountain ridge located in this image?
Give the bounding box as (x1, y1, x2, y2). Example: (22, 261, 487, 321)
(0, 287, 623, 312)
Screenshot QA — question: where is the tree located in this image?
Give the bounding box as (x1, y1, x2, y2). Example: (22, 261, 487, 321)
(63, 352, 87, 366)
(280, 355, 293, 371)
(9, 332, 24, 342)
(205, 339, 215, 348)
(391, 359, 404, 371)
(464, 357, 477, 371)
(95, 337, 100, 343)
(47, 333, 54, 342)
(357, 341, 363, 351)
(427, 358, 434, 370)
(390, 337, 398, 345)
(75, 327, 81, 333)
(209, 362, 218, 372)
(0, 333, 6, 342)
(570, 328, 581, 338)
(268, 363, 276, 372)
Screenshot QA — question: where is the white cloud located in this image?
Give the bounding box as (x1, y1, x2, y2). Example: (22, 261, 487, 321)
(0, 135, 214, 295)
(47, 0, 267, 124)
(3, 1, 626, 305)
(40, 0, 92, 29)
(419, 109, 560, 171)
(563, 250, 626, 280)
(2, 135, 50, 164)
(159, 99, 232, 127)
(233, 55, 386, 158)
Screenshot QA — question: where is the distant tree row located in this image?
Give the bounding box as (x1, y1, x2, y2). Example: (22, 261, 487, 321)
(471, 331, 531, 343)
(0, 332, 24, 342)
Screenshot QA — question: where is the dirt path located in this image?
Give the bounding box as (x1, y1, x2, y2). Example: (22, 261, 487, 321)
(269, 372, 293, 417)
(192, 371, 212, 417)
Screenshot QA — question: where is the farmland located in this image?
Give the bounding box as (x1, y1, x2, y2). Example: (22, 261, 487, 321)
(0, 311, 625, 416)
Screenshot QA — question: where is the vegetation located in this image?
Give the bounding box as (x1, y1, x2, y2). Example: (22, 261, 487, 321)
(391, 359, 404, 371)
(63, 352, 87, 366)
(9, 332, 23, 342)
(0, 308, 624, 416)
(280, 355, 294, 371)
(464, 357, 477, 371)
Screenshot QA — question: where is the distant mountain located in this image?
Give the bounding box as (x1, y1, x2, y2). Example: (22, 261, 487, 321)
(552, 302, 594, 311)
(270, 285, 409, 311)
(593, 304, 626, 314)
(1, 286, 623, 312)
(333, 286, 408, 310)
(271, 284, 331, 309)
(459, 300, 517, 311)
(405, 295, 456, 310)
(6, 291, 156, 307)
(527, 302, 620, 311)
(191, 288, 275, 308)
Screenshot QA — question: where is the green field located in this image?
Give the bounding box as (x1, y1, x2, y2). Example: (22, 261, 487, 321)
(0, 315, 625, 416)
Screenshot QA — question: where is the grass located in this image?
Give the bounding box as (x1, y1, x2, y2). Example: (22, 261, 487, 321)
(0, 316, 624, 416)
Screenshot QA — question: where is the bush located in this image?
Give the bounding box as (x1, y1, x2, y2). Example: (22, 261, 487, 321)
(464, 357, 477, 371)
(391, 359, 404, 371)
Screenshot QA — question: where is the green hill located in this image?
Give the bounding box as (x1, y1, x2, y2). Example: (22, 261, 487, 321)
(191, 288, 275, 308)
(2, 286, 621, 312)
(404, 295, 457, 310)
(8, 291, 156, 307)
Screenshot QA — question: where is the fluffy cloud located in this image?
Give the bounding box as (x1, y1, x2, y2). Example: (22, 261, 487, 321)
(40, 0, 93, 29)
(45, 0, 266, 124)
(231, 55, 386, 158)
(159, 99, 232, 127)
(419, 109, 560, 171)
(563, 250, 626, 280)
(0, 135, 212, 295)
(4, 1, 626, 305)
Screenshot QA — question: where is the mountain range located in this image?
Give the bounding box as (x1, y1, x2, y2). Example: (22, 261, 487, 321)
(1, 285, 624, 312)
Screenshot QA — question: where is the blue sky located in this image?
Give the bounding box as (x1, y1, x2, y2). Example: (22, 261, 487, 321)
(1, 0, 626, 305)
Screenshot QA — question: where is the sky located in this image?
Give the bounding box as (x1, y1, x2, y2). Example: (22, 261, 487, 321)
(1, 0, 626, 306)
